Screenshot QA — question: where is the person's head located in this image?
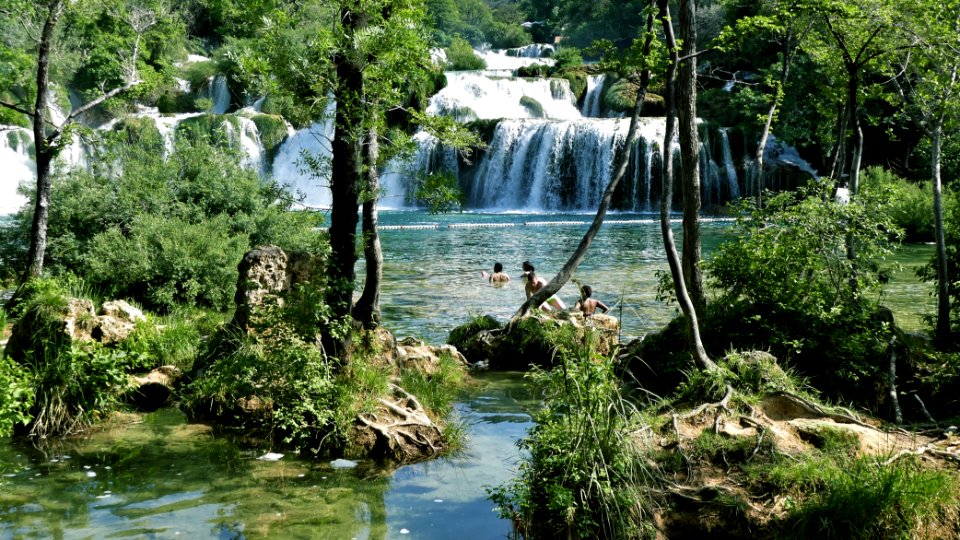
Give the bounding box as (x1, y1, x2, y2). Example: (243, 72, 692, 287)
(582, 284, 593, 298)
(522, 261, 534, 272)
(494, 262, 503, 273)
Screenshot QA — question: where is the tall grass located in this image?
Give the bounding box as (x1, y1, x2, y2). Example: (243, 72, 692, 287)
(489, 329, 659, 539)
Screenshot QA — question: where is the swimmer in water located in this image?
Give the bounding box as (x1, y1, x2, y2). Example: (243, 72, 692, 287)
(574, 284, 608, 316)
(481, 262, 511, 284)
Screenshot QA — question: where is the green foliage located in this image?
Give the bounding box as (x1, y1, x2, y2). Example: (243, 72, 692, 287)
(0, 355, 34, 437)
(919, 180, 960, 335)
(551, 47, 583, 72)
(779, 456, 957, 539)
(861, 166, 940, 242)
(0, 136, 322, 312)
(489, 334, 657, 539)
(398, 351, 467, 420)
(603, 77, 638, 114)
(406, 170, 466, 213)
(448, 314, 502, 350)
(115, 308, 218, 373)
(693, 185, 903, 400)
(445, 37, 486, 71)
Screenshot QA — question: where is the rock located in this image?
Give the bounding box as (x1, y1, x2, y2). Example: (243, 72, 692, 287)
(351, 383, 444, 462)
(447, 311, 620, 370)
(64, 298, 98, 342)
(232, 245, 323, 330)
(128, 365, 182, 411)
(396, 342, 468, 375)
(99, 300, 145, 323)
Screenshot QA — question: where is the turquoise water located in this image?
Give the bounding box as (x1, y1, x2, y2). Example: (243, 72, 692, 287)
(374, 211, 734, 343)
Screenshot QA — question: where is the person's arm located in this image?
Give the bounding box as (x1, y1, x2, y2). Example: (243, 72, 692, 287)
(597, 300, 609, 313)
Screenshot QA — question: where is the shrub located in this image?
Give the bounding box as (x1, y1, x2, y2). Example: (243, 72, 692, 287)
(780, 456, 957, 539)
(694, 185, 903, 401)
(489, 330, 657, 539)
(0, 355, 34, 437)
(861, 166, 940, 242)
(445, 37, 486, 71)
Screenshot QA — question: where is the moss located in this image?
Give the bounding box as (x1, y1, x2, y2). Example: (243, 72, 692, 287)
(448, 314, 502, 351)
(249, 113, 290, 164)
(519, 96, 545, 118)
(557, 70, 588, 103)
(175, 114, 239, 149)
(464, 119, 500, 146)
(516, 64, 549, 78)
(110, 117, 164, 152)
(182, 60, 220, 94)
(603, 77, 637, 113)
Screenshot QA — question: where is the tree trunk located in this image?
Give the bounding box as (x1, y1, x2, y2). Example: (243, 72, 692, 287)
(658, 0, 717, 373)
(754, 28, 801, 208)
(353, 126, 383, 328)
(932, 128, 951, 344)
(324, 3, 366, 365)
(678, 0, 705, 309)
(515, 5, 657, 318)
(23, 0, 65, 281)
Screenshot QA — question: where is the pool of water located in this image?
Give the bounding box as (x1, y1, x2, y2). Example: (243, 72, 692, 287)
(374, 211, 735, 343)
(0, 372, 537, 539)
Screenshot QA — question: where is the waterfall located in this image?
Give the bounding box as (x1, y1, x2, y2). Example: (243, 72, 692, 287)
(505, 43, 555, 58)
(0, 127, 34, 215)
(427, 72, 580, 121)
(476, 48, 556, 71)
(468, 118, 668, 211)
(380, 131, 459, 210)
(206, 75, 231, 114)
(225, 116, 265, 173)
(272, 122, 333, 208)
(581, 75, 605, 118)
(719, 128, 741, 201)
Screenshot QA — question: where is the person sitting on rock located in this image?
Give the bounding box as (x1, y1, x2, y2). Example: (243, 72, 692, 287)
(481, 262, 510, 284)
(522, 262, 566, 311)
(574, 284, 608, 316)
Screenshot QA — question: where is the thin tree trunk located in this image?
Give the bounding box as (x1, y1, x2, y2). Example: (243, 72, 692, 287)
(659, 0, 717, 373)
(932, 128, 951, 344)
(23, 0, 64, 281)
(678, 0, 704, 309)
(515, 4, 657, 318)
(324, 3, 366, 365)
(353, 126, 383, 328)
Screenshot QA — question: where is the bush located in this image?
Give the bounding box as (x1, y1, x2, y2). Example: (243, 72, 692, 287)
(0, 355, 34, 437)
(861, 166, 941, 242)
(489, 332, 657, 539)
(445, 37, 486, 71)
(0, 137, 324, 311)
(686, 185, 905, 402)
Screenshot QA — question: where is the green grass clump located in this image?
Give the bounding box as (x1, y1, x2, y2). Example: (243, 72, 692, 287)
(489, 333, 658, 539)
(519, 96, 545, 118)
(779, 456, 958, 539)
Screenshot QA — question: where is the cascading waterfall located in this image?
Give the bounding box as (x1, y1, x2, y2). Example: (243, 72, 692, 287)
(427, 72, 580, 121)
(380, 131, 459, 210)
(206, 75, 231, 114)
(580, 74, 606, 118)
(468, 117, 670, 211)
(719, 128, 741, 201)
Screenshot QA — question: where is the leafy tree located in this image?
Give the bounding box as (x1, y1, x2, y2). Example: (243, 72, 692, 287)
(0, 0, 167, 282)
(888, 0, 960, 345)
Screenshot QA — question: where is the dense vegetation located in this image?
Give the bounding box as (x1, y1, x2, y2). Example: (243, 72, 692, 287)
(2, 0, 960, 537)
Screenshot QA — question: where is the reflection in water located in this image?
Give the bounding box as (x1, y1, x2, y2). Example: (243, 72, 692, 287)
(0, 373, 534, 539)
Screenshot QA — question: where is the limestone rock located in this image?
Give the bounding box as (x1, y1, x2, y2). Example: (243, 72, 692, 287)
(128, 365, 182, 411)
(396, 342, 468, 375)
(99, 300, 146, 323)
(232, 245, 322, 330)
(351, 383, 444, 462)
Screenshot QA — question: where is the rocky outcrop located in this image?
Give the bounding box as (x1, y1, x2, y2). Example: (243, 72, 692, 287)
(127, 365, 182, 411)
(448, 311, 620, 370)
(4, 297, 148, 362)
(232, 245, 323, 331)
(351, 383, 444, 462)
(395, 336, 469, 375)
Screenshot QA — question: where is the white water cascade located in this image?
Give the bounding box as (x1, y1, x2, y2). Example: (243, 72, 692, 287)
(427, 72, 580, 121)
(0, 127, 34, 215)
(580, 74, 606, 118)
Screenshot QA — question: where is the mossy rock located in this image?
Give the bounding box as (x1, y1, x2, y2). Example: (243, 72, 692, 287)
(175, 114, 239, 149)
(556, 69, 588, 103)
(249, 113, 290, 164)
(516, 64, 549, 78)
(519, 96, 545, 118)
(110, 116, 164, 151)
(464, 118, 501, 146)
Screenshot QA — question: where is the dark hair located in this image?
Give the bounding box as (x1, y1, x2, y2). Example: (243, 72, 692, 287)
(494, 262, 503, 273)
(582, 285, 593, 297)
(522, 261, 534, 272)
